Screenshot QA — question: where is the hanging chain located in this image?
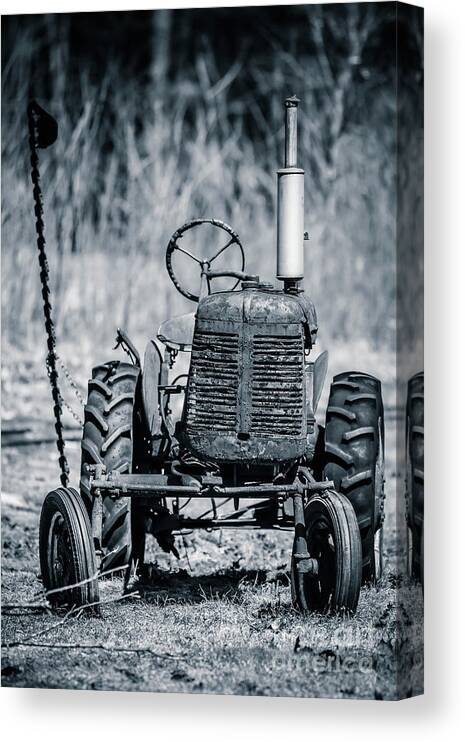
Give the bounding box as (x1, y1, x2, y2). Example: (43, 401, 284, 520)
(55, 354, 85, 425)
(56, 387, 84, 427)
(27, 102, 69, 487)
(56, 355, 85, 407)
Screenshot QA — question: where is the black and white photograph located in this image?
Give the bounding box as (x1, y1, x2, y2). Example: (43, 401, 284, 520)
(1, 1, 424, 700)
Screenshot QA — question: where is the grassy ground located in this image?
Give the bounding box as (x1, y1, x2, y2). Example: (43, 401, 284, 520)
(1, 352, 423, 699)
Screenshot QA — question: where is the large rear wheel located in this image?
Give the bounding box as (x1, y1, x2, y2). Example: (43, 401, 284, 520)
(324, 371, 385, 583)
(80, 361, 142, 572)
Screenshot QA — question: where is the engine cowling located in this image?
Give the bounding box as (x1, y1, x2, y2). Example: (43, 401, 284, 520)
(181, 282, 317, 463)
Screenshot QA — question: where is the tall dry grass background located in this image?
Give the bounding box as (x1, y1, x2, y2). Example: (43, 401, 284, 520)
(1, 5, 423, 387)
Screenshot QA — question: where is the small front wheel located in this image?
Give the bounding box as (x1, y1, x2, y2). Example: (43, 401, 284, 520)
(291, 490, 362, 614)
(39, 487, 100, 611)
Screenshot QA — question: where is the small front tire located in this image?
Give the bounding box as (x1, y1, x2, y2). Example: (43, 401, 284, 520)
(39, 487, 100, 611)
(291, 490, 362, 614)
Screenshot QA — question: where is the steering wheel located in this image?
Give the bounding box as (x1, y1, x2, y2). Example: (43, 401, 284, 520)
(166, 218, 246, 302)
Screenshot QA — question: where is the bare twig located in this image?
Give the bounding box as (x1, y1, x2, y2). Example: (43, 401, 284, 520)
(12, 604, 79, 645)
(2, 604, 52, 613)
(27, 563, 129, 603)
(4, 591, 140, 648)
(3, 565, 128, 612)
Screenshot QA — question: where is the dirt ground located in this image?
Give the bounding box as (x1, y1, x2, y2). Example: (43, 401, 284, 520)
(1, 356, 423, 699)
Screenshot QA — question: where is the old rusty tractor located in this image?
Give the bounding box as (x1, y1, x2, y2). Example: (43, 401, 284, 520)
(405, 372, 424, 587)
(39, 97, 385, 614)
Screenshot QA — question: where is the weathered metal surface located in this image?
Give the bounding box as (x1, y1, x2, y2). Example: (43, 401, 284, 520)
(157, 311, 196, 352)
(91, 475, 298, 499)
(186, 329, 239, 434)
(293, 492, 319, 579)
(250, 334, 303, 437)
(181, 283, 318, 463)
(88, 470, 334, 499)
(284, 95, 299, 168)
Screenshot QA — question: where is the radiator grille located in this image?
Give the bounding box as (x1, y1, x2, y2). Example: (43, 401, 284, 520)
(250, 334, 304, 437)
(186, 330, 239, 431)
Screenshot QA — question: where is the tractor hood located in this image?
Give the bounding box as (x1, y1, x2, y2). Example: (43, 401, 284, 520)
(182, 283, 318, 464)
(197, 284, 318, 349)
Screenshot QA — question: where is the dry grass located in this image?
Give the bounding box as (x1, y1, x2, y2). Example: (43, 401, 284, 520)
(1, 8, 421, 356)
(1, 441, 423, 698)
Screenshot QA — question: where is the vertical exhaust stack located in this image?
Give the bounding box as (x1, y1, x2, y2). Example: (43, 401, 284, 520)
(277, 96, 305, 290)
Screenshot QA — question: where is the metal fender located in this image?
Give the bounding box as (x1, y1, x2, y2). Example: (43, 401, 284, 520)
(142, 340, 163, 436)
(312, 350, 328, 412)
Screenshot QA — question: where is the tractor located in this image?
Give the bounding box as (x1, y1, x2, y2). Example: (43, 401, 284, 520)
(405, 372, 424, 587)
(38, 96, 385, 615)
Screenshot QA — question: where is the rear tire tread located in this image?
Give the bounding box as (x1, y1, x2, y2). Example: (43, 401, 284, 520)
(84, 405, 109, 434)
(324, 371, 384, 583)
(80, 361, 140, 572)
